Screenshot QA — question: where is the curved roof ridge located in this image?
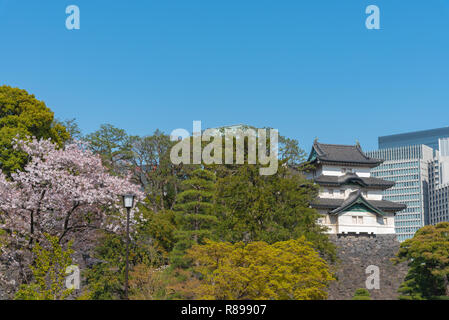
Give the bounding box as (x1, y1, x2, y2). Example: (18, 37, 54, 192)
(308, 142, 384, 167)
(329, 190, 386, 216)
(317, 142, 361, 148)
(313, 174, 395, 189)
(311, 197, 406, 214)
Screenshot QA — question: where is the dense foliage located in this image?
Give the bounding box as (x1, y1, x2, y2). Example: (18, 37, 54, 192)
(0, 85, 69, 175)
(0, 87, 341, 300)
(14, 234, 74, 300)
(352, 288, 371, 300)
(187, 238, 334, 300)
(171, 169, 218, 268)
(214, 162, 335, 260)
(394, 222, 449, 299)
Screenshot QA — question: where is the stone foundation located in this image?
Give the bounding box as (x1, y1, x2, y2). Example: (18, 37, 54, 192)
(327, 234, 408, 300)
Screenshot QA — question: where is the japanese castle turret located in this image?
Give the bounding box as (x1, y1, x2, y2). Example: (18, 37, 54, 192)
(306, 141, 406, 236)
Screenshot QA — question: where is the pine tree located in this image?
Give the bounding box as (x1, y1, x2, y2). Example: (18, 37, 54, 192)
(170, 168, 217, 267)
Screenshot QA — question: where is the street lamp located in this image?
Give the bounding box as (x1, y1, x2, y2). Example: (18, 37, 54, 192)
(122, 194, 135, 300)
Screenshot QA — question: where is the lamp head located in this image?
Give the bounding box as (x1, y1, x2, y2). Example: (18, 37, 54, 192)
(122, 194, 135, 209)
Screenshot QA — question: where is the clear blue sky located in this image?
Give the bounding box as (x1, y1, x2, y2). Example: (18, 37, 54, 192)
(1, 1, 449, 152)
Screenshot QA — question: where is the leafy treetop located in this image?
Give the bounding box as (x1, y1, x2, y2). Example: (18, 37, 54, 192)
(0, 85, 69, 175)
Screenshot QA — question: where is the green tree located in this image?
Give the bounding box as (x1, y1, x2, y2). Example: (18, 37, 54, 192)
(84, 233, 128, 300)
(129, 264, 202, 300)
(84, 207, 173, 300)
(84, 123, 131, 174)
(352, 288, 371, 300)
(14, 234, 74, 300)
(0, 85, 69, 175)
(84, 232, 163, 300)
(279, 135, 307, 166)
(170, 169, 218, 268)
(394, 222, 449, 300)
(187, 238, 334, 300)
(56, 118, 82, 142)
(196, 129, 334, 258)
(128, 130, 190, 212)
(214, 162, 335, 260)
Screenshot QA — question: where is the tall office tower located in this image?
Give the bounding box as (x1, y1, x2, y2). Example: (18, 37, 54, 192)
(366, 145, 433, 242)
(379, 127, 449, 151)
(427, 138, 449, 225)
(428, 183, 449, 225)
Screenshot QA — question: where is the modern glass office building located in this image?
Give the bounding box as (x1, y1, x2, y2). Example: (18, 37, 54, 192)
(366, 145, 433, 242)
(428, 182, 449, 225)
(379, 127, 449, 151)
(369, 130, 449, 241)
(427, 142, 449, 226)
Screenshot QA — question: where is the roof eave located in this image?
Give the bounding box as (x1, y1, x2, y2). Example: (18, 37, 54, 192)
(318, 160, 383, 168)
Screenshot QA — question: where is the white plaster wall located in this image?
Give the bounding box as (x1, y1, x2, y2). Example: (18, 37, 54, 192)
(317, 211, 396, 235)
(317, 211, 337, 234)
(367, 190, 383, 201)
(319, 188, 348, 199)
(338, 211, 378, 234)
(321, 165, 371, 177)
(321, 166, 342, 176)
(353, 167, 371, 177)
(319, 186, 382, 200)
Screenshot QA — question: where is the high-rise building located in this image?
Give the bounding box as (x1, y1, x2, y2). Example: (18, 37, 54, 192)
(427, 139, 449, 225)
(428, 183, 449, 225)
(370, 128, 449, 241)
(379, 127, 449, 151)
(365, 145, 433, 242)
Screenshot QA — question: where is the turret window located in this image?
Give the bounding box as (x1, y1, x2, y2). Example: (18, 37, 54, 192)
(352, 216, 364, 224)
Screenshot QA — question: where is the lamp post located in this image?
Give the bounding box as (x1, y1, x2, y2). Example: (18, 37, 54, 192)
(122, 194, 135, 300)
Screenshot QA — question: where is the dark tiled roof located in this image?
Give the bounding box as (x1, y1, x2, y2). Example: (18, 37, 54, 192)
(314, 173, 394, 189)
(311, 191, 406, 214)
(309, 142, 383, 167)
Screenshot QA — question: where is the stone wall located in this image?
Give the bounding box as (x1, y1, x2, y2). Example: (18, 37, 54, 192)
(327, 234, 408, 300)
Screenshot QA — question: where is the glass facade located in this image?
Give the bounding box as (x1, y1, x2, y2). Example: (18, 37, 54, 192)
(379, 127, 449, 151)
(428, 158, 449, 225)
(366, 145, 433, 242)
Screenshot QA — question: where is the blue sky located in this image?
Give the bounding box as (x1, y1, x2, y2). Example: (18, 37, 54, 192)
(1, 1, 449, 152)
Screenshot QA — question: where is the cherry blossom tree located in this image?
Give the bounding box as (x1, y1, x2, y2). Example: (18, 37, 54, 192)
(0, 137, 144, 247)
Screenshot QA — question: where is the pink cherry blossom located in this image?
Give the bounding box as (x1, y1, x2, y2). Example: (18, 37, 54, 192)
(0, 137, 144, 245)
